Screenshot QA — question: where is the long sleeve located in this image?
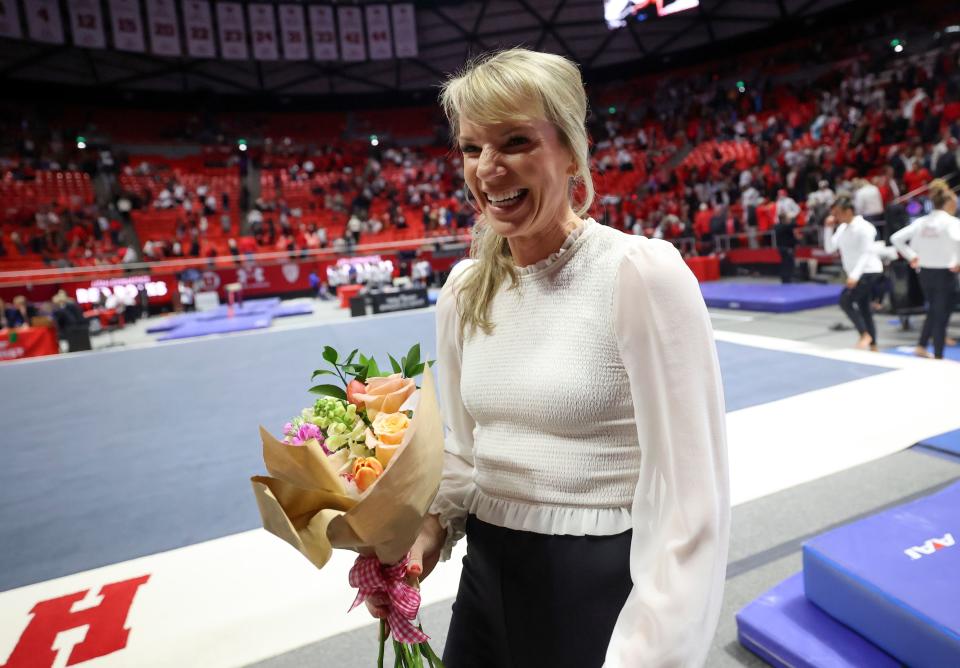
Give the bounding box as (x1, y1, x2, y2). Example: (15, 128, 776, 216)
(605, 239, 730, 668)
(823, 224, 845, 255)
(429, 259, 478, 561)
(849, 224, 877, 280)
(890, 221, 919, 262)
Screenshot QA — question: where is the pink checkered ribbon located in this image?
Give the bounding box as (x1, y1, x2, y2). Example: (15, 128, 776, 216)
(348, 554, 429, 644)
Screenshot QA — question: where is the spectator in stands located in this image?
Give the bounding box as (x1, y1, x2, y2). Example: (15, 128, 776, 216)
(774, 190, 801, 282)
(806, 180, 835, 228)
(7, 295, 37, 328)
(51, 291, 89, 351)
(824, 197, 884, 350)
(853, 178, 885, 224)
(890, 179, 960, 360)
(933, 137, 959, 187)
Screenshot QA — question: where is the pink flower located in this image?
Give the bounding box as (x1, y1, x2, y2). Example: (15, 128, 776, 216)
(283, 422, 329, 454)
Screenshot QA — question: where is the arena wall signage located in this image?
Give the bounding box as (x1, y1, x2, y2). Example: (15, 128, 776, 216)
(0, 0, 416, 61)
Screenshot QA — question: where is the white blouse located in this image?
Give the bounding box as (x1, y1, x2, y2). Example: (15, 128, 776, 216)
(431, 218, 730, 667)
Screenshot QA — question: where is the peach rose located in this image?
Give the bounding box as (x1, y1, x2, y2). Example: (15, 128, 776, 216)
(354, 373, 415, 419)
(372, 411, 410, 445)
(351, 456, 383, 492)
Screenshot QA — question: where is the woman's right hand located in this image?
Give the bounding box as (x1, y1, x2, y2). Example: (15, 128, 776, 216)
(365, 514, 447, 620)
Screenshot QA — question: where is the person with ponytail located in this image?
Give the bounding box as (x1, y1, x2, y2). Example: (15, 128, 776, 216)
(890, 179, 960, 359)
(363, 49, 729, 667)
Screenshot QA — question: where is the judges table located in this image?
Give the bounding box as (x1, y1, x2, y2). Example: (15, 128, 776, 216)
(0, 327, 59, 361)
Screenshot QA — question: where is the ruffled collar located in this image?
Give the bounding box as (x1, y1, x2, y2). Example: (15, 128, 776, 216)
(514, 218, 596, 277)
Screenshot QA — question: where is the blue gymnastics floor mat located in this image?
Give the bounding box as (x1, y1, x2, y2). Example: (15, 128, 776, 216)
(737, 573, 899, 668)
(700, 282, 843, 312)
(803, 481, 960, 668)
(883, 344, 960, 361)
(918, 429, 960, 458)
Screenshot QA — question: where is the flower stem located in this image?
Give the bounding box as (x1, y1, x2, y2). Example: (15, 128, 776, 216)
(377, 621, 386, 668)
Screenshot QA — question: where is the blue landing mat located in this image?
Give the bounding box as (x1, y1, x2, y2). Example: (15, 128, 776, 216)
(737, 573, 899, 668)
(157, 313, 273, 340)
(700, 283, 843, 312)
(803, 481, 960, 668)
(148, 299, 312, 339)
(883, 344, 960, 361)
(919, 429, 960, 457)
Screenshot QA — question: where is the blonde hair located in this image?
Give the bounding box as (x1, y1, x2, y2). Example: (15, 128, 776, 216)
(439, 48, 594, 339)
(929, 178, 955, 210)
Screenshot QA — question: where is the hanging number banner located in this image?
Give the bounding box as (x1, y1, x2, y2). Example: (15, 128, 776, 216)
(26, 0, 65, 44)
(308, 4, 337, 61)
(67, 0, 106, 48)
(0, 0, 24, 39)
(248, 3, 278, 61)
(391, 3, 417, 58)
(145, 0, 181, 56)
(108, 0, 145, 52)
(183, 0, 215, 58)
(278, 4, 307, 61)
(365, 4, 392, 61)
(216, 2, 248, 60)
(337, 6, 365, 62)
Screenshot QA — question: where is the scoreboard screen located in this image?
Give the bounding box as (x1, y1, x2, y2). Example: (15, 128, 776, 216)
(604, 0, 699, 29)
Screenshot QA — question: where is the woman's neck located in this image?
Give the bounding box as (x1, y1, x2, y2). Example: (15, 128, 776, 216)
(508, 214, 583, 268)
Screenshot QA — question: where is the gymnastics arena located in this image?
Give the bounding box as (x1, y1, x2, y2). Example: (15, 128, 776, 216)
(1, 0, 959, 666)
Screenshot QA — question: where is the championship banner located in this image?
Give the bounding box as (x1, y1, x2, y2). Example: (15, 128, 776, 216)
(145, 0, 181, 56)
(25, 0, 65, 44)
(216, 2, 248, 60)
(307, 4, 337, 61)
(364, 4, 392, 61)
(183, 0, 215, 58)
(337, 6, 365, 62)
(278, 4, 307, 61)
(67, 0, 106, 49)
(0, 0, 23, 39)
(248, 3, 278, 61)
(108, 0, 146, 52)
(391, 3, 417, 58)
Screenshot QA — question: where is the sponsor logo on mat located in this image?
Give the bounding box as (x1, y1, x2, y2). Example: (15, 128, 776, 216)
(904, 533, 954, 560)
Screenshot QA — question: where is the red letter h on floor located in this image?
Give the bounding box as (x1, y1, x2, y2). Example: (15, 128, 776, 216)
(2, 575, 150, 668)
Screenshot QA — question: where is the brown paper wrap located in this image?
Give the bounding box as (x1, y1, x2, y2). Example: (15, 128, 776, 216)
(251, 365, 444, 568)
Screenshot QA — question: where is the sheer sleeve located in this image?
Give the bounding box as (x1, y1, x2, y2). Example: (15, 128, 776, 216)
(429, 260, 477, 561)
(605, 239, 730, 667)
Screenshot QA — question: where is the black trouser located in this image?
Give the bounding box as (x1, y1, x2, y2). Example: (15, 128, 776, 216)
(779, 247, 796, 283)
(443, 516, 632, 668)
(839, 273, 882, 344)
(917, 268, 958, 359)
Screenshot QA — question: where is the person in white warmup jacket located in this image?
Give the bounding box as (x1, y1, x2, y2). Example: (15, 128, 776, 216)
(364, 48, 730, 667)
(890, 179, 960, 359)
(824, 196, 885, 350)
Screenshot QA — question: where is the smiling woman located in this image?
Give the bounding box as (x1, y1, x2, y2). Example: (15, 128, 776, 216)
(375, 48, 731, 668)
(439, 49, 595, 338)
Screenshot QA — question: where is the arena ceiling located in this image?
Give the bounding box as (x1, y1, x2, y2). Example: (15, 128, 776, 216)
(0, 0, 867, 100)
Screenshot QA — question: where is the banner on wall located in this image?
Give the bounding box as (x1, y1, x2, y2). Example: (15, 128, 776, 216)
(0, 0, 23, 39)
(145, 0, 181, 56)
(183, 0, 215, 58)
(25, 0, 65, 44)
(216, 1, 248, 60)
(67, 0, 106, 48)
(248, 3, 278, 61)
(365, 4, 392, 61)
(307, 4, 337, 61)
(108, 0, 145, 52)
(278, 4, 307, 61)
(337, 6, 365, 62)
(391, 3, 417, 58)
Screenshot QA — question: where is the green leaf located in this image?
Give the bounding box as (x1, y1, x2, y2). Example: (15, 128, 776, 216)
(406, 343, 421, 370)
(389, 354, 403, 375)
(427, 360, 436, 368)
(311, 369, 338, 380)
(366, 357, 382, 378)
(345, 348, 359, 365)
(322, 346, 339, 365)
(308, 384, 347, 400)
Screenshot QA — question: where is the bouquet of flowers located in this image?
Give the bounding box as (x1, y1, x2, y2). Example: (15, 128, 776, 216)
(251, 343, 446, 667)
